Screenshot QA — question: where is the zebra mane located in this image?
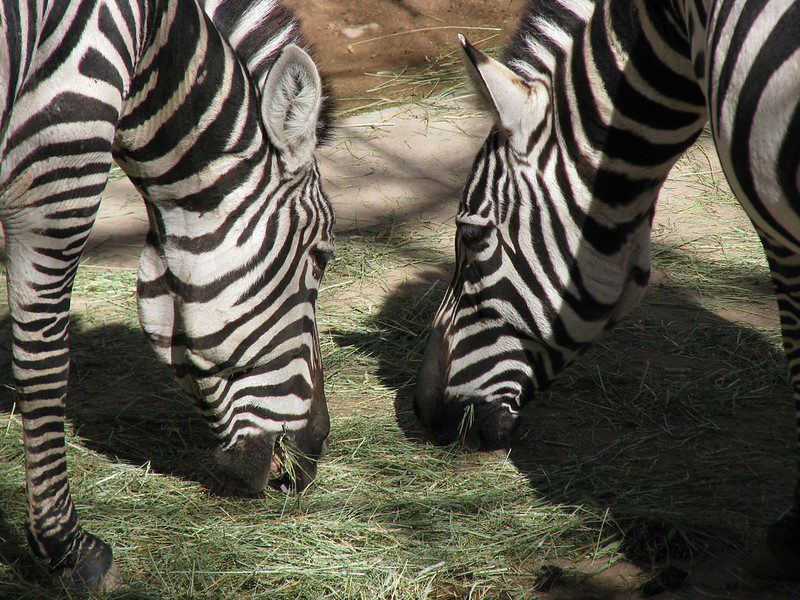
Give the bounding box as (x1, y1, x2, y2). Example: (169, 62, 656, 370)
(504, 0, 594, 78)
(504, 0, 645, 83)
(200, 0, 334, 143)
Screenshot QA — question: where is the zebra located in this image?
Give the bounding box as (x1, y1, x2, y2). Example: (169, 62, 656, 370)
(415, 0, 800, 580)
(1, 0, 334, 590)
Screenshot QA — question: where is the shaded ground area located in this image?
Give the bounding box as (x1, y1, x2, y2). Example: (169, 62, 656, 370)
(364, 273, 793, 599)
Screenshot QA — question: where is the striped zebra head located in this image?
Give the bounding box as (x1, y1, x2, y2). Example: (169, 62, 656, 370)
(136, 46, 334, 494)
(415, 37, 651, 448)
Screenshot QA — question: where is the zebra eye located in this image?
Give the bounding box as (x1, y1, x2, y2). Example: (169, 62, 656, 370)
(458, 223, 492, 247)
(311, 248, 334, 275)
(227, 364, 254, 382)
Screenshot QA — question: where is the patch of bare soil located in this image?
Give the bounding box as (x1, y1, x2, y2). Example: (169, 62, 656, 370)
(288, 0, 526, 111)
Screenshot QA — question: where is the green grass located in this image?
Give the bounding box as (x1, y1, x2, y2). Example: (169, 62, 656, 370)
(108, 163, 128, 182)
(0, 412, 609, 599)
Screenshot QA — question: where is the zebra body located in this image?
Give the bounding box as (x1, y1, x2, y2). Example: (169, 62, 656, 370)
(1, 0, 333, 588)
(416, 0, 800, 578)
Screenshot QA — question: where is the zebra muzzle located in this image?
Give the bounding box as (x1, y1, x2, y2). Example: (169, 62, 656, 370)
(213, 429, 327, 496)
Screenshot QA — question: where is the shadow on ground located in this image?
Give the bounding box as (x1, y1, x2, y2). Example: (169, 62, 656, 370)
(0, 315, 222, 519)
(0, 506, 41, 588)
(0, 316, 224, 594)
(330, 247, 800, 598)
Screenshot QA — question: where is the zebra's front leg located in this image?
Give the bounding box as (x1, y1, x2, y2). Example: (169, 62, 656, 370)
(4, 222, 122, 591)
(749, 239, 800, 580)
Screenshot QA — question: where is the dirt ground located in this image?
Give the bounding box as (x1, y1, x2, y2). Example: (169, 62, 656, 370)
(288, 0, 526, 111)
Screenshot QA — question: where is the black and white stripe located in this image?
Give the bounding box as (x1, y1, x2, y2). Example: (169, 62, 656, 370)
(1, 0, 333, 588)
(416, 0, 800, 578)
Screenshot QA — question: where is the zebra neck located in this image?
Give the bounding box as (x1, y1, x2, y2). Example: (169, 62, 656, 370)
(113, 0, 273, 214)
(509, 0, 709, 216)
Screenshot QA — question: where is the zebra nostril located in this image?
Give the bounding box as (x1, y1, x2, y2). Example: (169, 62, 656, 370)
(470, 401, 520, 450)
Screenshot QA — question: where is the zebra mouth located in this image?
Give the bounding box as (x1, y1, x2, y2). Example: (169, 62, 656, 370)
(269, 447, 284, 479)
(268, 444, 293, 493)
(268, 436, 305, 493)
(214, 432, 323, 496)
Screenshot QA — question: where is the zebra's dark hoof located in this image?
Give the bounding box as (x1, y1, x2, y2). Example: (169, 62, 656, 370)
(749, 509, 800, 581)
(52, 537, 123, 592)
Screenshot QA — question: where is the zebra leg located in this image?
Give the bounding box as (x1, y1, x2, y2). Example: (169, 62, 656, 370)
(4, 214, 122, 591)
(749, 238, 800, 580)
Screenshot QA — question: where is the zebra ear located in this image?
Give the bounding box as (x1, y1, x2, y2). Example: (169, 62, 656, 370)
(459, 35, 545, 147)
(261, 45, 323, 172)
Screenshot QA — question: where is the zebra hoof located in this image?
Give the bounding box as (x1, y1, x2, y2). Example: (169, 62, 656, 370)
(53, 537, 124, 592)
(749, 509, 800, 581)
